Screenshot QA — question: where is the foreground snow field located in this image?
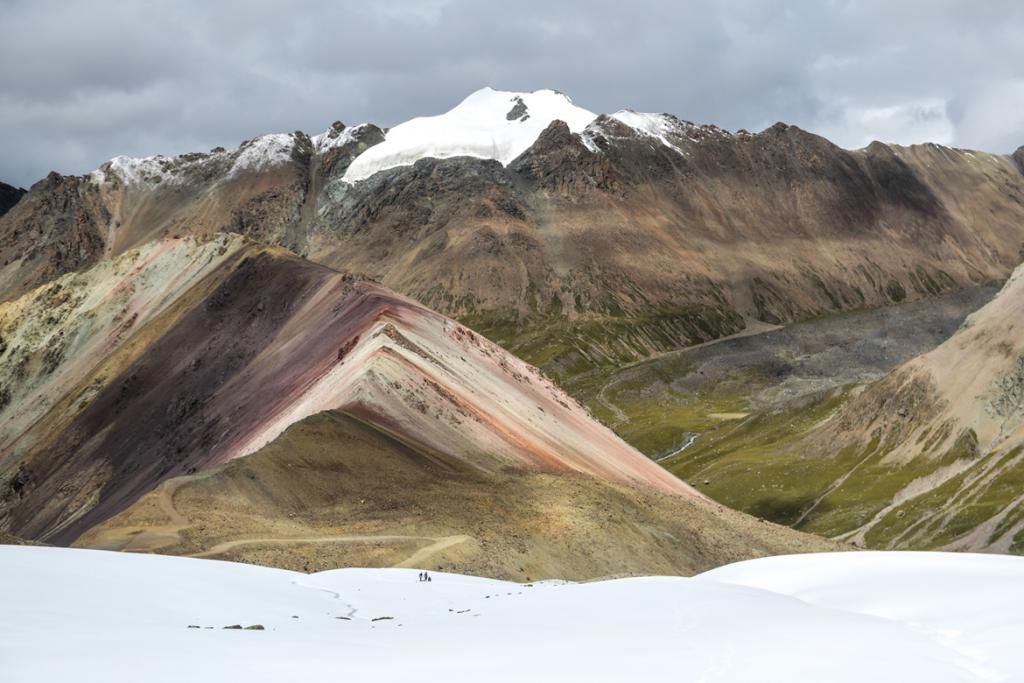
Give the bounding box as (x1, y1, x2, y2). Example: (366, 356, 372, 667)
(1, 547, 1021, 682)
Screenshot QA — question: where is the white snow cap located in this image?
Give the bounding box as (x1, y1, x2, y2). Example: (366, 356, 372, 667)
(342, 87, 597, 182)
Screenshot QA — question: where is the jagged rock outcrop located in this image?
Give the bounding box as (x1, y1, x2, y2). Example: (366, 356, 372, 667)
(0, 182, 25, 218)
(0, 173, 107, 296)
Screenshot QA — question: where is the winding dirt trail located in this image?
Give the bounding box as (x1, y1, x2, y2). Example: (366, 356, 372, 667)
(80, 471, 473, 569)
(188, 534, 472, 567)
(596, 382, 629, 427)
(77, 475, 205, 552)
(395, 535, 472, 568)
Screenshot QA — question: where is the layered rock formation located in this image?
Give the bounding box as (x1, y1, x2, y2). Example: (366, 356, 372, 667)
(0, 233, 838, 575)
(0, 233, 696, 543)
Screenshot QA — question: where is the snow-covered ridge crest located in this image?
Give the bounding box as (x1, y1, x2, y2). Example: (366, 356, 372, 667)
(90, 131, 315, 188)
(89, 135, 292, 188)
(89, 154, 208, 187)
(342, 87, 597, 182)
(89, 121, 385, 188)
(229, 133, 297, 177)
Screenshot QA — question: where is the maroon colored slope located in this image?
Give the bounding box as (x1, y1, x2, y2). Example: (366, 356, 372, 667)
(0, 235, 697, 544)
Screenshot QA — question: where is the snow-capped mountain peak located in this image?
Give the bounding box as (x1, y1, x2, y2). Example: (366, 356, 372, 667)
(84, 89, 740, 189)
(341, 87, 597, 182)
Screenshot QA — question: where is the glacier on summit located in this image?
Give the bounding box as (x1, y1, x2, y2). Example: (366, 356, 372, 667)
(341, 88, 597, 182)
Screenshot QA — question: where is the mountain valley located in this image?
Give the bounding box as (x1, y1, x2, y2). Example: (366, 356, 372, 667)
(4, 89, 1024, 381)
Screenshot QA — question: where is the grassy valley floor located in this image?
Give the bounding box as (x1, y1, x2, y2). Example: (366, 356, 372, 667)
(560, 287, 1006, 547)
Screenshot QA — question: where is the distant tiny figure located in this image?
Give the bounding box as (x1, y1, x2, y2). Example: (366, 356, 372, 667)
(427, 574, 432, 583)
(418, 572, 424, 582)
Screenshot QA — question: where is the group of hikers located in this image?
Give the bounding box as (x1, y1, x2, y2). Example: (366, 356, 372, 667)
(418, 572, 432, 582)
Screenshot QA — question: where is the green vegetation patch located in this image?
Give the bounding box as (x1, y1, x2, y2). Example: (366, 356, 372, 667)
(464, 305, 744, 384)
(664, 388, 860, 527)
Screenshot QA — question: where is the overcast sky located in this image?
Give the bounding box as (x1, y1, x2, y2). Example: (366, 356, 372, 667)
(2, 0, 1023, 187)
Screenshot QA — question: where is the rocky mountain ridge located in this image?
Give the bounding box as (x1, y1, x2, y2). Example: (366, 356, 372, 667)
(3, 89, 1022, 378)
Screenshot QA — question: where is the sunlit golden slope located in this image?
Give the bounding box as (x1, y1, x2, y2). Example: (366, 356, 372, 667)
(79, 411, 838, 580)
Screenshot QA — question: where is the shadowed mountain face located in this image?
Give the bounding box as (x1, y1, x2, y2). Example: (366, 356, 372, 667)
(2, 95, 1023, 379)
(0, 234, 699, 545)
(0, 182, 25, 218)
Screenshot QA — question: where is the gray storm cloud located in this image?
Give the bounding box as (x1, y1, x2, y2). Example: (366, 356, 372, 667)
(1, 0, 1022, 187)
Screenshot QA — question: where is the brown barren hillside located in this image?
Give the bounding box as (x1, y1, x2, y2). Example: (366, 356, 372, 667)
(0, 232, 840, 575)
(2, 91, 1022, 374)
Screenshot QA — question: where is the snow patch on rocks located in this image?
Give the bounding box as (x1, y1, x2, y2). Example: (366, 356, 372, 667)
(611, 111, 691, 154)
(92, 154, 202, 187)
(228, 134, 297, 177)
(312, 122, 376, 154)
(582, 110, 734, 156)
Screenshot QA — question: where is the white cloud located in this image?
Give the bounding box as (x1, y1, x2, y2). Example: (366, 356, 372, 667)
(812, 99, 956, 150)
(952, 80, 1024, 154)
(0, 0, 1022, 186)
